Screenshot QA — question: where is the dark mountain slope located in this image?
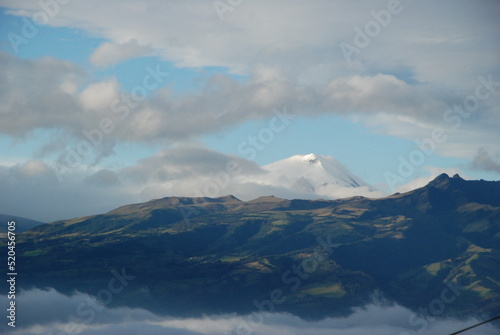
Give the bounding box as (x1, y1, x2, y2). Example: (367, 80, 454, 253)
(6, 174, 500, 319)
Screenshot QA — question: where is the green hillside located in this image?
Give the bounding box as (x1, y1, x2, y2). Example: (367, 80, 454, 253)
(8, 174, 500, 319)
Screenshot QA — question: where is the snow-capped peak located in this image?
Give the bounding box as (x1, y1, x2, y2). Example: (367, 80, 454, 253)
(302, 153, 320, 164)
(254, 153, 370, 198)
(234, 153, 384, 200)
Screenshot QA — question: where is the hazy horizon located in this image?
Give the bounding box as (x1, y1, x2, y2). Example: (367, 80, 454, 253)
(2, 288, 498, 335)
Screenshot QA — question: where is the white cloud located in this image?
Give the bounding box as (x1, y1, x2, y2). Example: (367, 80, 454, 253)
(79, 79, 120, 112)
(470, 147, 500, 173)
(1, 0, 500, 161)
(3, 0, 498, 81)
(324, 74, 446, 119)
(2, 51, 497, 167)
(0, 53, 84, 136)
(90, 39, 152, 67)
(2, 288, 499, 335)
(0, 52, 468, 143)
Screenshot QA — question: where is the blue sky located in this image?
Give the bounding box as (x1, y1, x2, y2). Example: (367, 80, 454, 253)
(0, 0, 499, 221)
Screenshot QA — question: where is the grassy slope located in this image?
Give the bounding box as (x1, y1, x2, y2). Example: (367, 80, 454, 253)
(7, 175, 500, 319)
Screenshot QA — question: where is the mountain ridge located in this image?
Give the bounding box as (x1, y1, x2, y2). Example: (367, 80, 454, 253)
(7, 173, 500, 320)
(0, 214, 44, 235)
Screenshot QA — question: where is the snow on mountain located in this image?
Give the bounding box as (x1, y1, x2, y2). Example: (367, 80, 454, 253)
(263, 153, 367, 189)
(248, 154, 382, 199)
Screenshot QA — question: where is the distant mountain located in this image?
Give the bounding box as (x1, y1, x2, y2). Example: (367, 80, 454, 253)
(8, 174, 500, 320)
(0, 213, 44, 236)
(255, 153, 374, 198)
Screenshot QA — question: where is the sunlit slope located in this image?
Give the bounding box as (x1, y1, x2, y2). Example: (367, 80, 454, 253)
(12, 174, 500, 318)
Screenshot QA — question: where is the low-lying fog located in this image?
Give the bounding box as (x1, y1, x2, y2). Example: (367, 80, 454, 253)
(1, 288, 498, 335)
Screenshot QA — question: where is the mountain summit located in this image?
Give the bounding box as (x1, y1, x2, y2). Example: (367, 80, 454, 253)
(12, 174, 500, 319)
(258, 153, 371, 196)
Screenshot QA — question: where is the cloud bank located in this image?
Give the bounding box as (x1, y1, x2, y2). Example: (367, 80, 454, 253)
(0, 146, 385, 222)
(0, 0, 499, 158)
(1, 288, 498, 335)
(90, 39, 152, 67)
